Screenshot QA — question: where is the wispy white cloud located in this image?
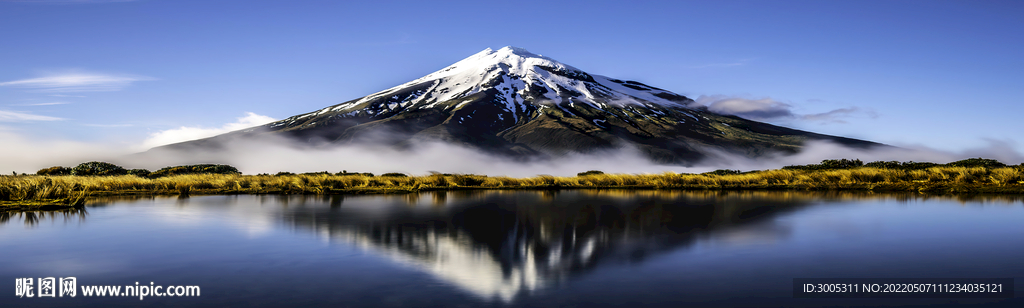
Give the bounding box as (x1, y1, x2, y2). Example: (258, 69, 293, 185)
(800, 107, 878, 123)
(0, 71, 154, 92)
(694, 95, 876, 123)
(83, 123, 133, 128)
(11, 102, 70, 106)
(49, 94, 85, 98)
(0, 110, 63, 122)
(10, 101, 70, 105)
(140, 112, 276, 150)
(698, 96, 794, 120)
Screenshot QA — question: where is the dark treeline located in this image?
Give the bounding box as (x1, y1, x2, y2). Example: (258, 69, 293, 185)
(782, 158, 1014, 171)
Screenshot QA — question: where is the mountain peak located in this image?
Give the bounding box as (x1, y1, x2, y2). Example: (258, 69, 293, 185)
(344, 46, 694, 118)
(473, 46, 545, 60)
(492, 46, 546, 60)
(417, 46, 579, 84)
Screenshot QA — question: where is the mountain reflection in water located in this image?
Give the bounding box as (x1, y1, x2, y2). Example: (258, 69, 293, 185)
(271, 190, 808, 302)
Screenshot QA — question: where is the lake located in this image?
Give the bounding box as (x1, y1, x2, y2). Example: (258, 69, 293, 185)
(2, 190, 1022, 307)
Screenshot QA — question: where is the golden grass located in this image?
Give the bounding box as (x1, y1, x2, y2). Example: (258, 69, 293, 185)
(2, 166, 1023, 206)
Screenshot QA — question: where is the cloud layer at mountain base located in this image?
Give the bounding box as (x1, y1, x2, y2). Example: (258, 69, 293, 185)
(0, 129, 124, 174)
(2, 128, 1022, 176)
(139, 112, 276, 150)
(122, 137, 1024, 177)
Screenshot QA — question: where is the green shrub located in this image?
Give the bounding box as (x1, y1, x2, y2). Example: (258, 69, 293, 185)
(36, 166, 72, 176)
(865, 161, 938, 170)
(72, 162, 128, 176)
(127, 169, 151, 177)
(864, 161, 901, 169)
(945, 158, 1006, 168)
(783, 159, 862, 171)
(274, 172, 294, 176)
(150, 164, 241, 178)
(902, 162, 940, 169)
(448, 174, 485, 186)
(381, 173, 409, 177)
(820, 159, 863, 169)
(577, 170, 605, 176)
(335, 170, 374, 176)
(702, 169, 741, 176)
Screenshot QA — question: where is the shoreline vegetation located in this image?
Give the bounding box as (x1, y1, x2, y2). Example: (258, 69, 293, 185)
(3, 158, 1024, 211)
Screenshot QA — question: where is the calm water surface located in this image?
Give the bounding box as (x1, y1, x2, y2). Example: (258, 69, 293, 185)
(1, 190, 1023, 307)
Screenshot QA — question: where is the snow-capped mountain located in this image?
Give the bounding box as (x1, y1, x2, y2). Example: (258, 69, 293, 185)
(158, 46, 878, 163)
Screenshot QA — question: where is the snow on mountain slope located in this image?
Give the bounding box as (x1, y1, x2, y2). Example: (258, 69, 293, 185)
(288, 46, 694, 126)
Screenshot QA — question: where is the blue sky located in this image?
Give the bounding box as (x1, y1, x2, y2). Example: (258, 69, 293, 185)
(1, 0, 1022, 166)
